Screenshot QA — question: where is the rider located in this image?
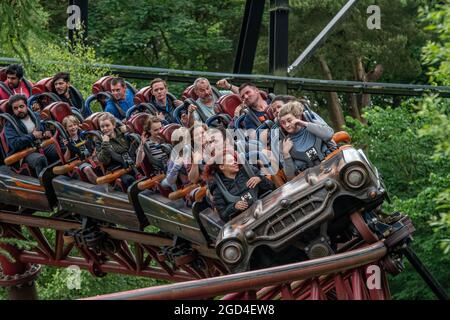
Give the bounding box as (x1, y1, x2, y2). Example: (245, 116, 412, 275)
(149, 78, 183, 123)
(61, 115, 98, 184)
(135, 116, 170, 173)
(96, 112, 136, 189)
(205, 152, 275, 222)
(280, 101, 335, 180)
(4, 94, 58, 177)
(0, 64, 32, 100)
(52, 72, 83, 110)
(104, 77, 135, 120)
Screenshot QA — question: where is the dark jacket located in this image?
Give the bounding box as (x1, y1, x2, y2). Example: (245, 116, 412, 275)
(66, 130, 94, 159)
(58, 87, 83, 110)
(4, 112, 44, 155)
(210, 165, 275, 222)
(95, 129, 132, 168)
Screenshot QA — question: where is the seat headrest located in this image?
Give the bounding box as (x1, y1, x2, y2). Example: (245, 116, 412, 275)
(82, 112, 107, 131)
(32, 77, 54, 95)
(160, 123, 181, 144)
(92, 76, 114, 94)
(259, 91, 268, 101)
(126, 113, 151, 135)
(0, 68, 7, 82)
(217, 94, 242, 118)
(44, 101, 72, 123)
(182, 85, 198, 101)
(133, 86, 152, 105)
(0, 99, 9, 114)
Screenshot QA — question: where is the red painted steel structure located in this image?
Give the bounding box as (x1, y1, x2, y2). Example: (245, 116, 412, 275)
(84, 242, 390, 300)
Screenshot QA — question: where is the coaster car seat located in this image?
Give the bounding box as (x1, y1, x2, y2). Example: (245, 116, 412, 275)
(215, 94, 242, 118)
(31, 77, 84, 114)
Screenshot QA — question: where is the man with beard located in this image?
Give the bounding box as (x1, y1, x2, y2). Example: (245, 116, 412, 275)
(239, 83, 270, 130)
(0, 64, 32, 100)
(4, 95, 59, 177)
(52, 72, 83, 110)
(187, 77, 238, 126)
(104, 77, 135, 120)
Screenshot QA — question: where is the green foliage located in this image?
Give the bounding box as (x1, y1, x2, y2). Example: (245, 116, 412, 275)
(0, 238, 37, 262)
(386, 174, 450, 299)
(81, 0, 244, 70)
(345, 102, 449, 198)
(0, 0, 50, 62)
(35, 267, 166, 300)
(23, 35, 111, 99)
(344, 98, 450, 298)
(419, 1, 450, 256)
(420, 0, 450, 86)
(255, 0, 428, 83)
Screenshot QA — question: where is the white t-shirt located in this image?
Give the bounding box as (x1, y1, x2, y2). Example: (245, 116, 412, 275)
(21, 116, 36, 134)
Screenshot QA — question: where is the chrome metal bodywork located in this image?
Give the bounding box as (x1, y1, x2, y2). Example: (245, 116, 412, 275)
(216, 147, 386, 272)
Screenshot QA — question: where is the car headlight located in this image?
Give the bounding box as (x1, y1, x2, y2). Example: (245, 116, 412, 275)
(220, 241, 244, 265)
(342, 165, 367, 189)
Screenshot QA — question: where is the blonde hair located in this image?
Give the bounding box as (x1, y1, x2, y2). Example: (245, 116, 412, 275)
(98, 112, 116, 127)
(62, 115, 80, 129)
(278, 101, 304, 119)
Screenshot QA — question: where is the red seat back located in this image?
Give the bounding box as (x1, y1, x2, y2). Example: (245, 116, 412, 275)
(160, 123, 181, 144)
(92, 76, 114, 94)
(259, 91, 269, 101)
(182, 85, 198, 101)
(133, 86, 152, 104)
(0, 99, 8, 114)
(216, 94, 242, 118)
(126, 113, 151, 135)
(0, 68, 7, 82)
(32, 77, 54, 95)
(43, 102, 72, 123)
(80, 112, 107, 131)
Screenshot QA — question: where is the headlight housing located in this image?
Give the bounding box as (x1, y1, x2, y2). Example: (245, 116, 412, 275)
(219, 241, 244, 265)
(341, 165, 368, 189)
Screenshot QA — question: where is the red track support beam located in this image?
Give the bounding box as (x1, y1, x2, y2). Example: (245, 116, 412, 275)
(84, 241, 387, 300)
(0, 243, 40, 300)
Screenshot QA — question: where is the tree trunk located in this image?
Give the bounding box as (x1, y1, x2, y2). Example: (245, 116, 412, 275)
(355, 57, 383, 114)
(348, 93, 363, 122)
(318, 55, 345, 130)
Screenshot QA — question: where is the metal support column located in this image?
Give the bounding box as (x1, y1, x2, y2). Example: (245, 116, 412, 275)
(233, 0, 265, 74)
(269, 0, 289, 93)
(68, 0, 89, 46)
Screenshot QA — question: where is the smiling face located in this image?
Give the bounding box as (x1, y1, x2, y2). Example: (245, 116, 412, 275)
(100, 119, 115, 137)
(65, 120, 79, 137)
(219, 153, 239, 176)
(11, 99, 28, 119)
(279, 113, 301, 134)
(151, 81, 167, 102)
